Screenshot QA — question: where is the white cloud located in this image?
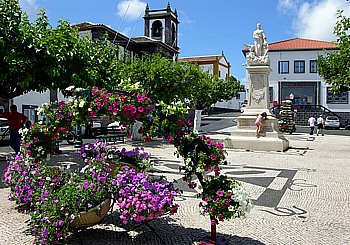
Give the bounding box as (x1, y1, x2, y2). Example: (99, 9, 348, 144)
(19, 0, 40, 21)
(278, 0, 350, 41)
(116, 0, 147, 21)
(178, 10, 195, 24)
(277, 0, 302, 14)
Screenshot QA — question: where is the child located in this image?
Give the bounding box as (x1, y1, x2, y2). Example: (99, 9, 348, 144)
(255, 112, 268, 138)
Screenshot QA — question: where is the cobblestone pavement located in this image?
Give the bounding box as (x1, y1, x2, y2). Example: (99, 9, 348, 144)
(0, 132, 350, 245)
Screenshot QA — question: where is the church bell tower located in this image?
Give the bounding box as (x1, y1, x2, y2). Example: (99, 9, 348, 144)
(144, 2, 179, 50)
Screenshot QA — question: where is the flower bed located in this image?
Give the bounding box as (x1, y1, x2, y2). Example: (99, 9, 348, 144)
(3, 86, 252, 244)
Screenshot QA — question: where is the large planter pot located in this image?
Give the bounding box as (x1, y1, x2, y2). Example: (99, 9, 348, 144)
(108, 161, 138, 174)
(71, 198, 111, 229)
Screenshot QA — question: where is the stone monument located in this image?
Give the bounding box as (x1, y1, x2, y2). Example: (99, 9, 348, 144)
(224, 23, 289, 151)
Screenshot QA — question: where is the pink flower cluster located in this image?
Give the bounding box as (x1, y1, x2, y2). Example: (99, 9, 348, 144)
(89, 87, 154, 131)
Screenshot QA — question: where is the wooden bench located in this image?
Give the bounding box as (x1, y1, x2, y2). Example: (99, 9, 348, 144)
(91, 126, 126, 143)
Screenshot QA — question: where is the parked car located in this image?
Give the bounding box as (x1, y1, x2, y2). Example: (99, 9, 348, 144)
(240, 104, 247, 113)
(324, 116, 340, 129)
(0, 118, 9, 141)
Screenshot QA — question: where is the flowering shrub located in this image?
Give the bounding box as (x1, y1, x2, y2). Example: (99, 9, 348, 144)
(3, 154, 65, 208)
(142, 100, 192, 143)
(80, 139, 152, 172)
(89, 86, 154, 134)
(3, 83, 252, 244)
(38, 101, 75, 128)
(111, 166, 179, 224)
(199, 175, 253, 224)
(176, 131, 227, 184)
(21, 123, 58, 161)
(30, 158, 113, 245)
(38, 86, 155, 140)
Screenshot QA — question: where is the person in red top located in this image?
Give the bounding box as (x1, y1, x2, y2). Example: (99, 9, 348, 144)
(0, 104, 28, 154)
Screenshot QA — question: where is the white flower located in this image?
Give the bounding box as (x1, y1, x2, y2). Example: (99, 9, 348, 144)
(79, 100, 85, 108)
(65, 85, 75, 91)
(80, 165, 89, 173)
(37, 107, 43, 114)
(228, 206, 235, 212)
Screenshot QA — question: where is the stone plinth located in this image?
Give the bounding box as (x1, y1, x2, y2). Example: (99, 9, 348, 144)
(224, 109, 289, 152)
(224, 65, 289, 152)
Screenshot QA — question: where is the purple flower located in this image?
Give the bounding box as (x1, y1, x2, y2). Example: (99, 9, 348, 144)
(83, 182, 89, 188)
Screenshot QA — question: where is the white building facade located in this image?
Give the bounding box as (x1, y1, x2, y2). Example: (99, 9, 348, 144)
(179, 54, 245, 111)
(245, 38, 349, 123)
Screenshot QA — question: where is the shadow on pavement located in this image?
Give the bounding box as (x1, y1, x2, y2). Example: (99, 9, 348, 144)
(67, 216, 266, 245)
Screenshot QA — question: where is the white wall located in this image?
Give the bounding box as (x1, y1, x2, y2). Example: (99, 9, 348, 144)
(213, 91, 246, 110)
(200, 64, 213, 74)
(218, 64, 228, 79)
(13, 90, 69, 121)
(267, 49, 350, 112)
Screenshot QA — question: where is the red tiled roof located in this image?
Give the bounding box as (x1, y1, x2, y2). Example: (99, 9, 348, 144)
(268, 38, 338, 51)
(178, 55, 224, 62)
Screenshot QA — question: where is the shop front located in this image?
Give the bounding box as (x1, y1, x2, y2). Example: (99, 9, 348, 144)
(278, 81, 320, 105)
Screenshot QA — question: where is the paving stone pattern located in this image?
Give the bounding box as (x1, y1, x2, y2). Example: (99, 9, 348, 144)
(0, 133, 350, 244)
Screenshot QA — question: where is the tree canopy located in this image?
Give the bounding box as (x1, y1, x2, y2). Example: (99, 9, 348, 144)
(0, 0, 243, 110)
(317, 10, 350, 93)
(0, 0, 119, 99)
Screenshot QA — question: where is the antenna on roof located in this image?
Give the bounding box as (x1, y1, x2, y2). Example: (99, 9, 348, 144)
(125, 11, 143, 51)
(112, 3, 130, 44)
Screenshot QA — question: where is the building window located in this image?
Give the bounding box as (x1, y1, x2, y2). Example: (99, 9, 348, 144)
(171, 23, 176, 45)
(22, 105, 38, 122)
(278, 61, 289, 74)
(327, 88, 348, 104)
(269, 87, 273, 103)
(310, 60, 317, 73)
(294, 60, 305, 73)
(151, 20, 163, 39)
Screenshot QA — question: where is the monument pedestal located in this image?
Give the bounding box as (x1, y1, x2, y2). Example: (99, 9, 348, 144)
(224, 64, 289, 151)
(224, 109, 289, 152)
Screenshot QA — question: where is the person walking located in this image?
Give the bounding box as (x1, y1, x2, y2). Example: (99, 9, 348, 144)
(316, 115, 324, 136)
(308, 115, 316, 135)
(0, 104, 28, 154)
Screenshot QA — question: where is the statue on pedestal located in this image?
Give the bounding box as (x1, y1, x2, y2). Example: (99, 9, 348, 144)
(245, 23, 269, 66)
(225, 22, 289, 151)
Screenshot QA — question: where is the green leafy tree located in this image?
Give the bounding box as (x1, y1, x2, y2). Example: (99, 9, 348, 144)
(0, 0, 31, 99)
(0, 0, 120, 99)
(318, 10, 350, 92)
(113, 54, 193, 104)
(190, 71, 242, 110)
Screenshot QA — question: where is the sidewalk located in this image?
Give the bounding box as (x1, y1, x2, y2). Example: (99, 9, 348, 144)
(0, 132, 350, 244)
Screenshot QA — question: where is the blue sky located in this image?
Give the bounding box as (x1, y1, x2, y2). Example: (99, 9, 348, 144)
(19, 0, 350, 84)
